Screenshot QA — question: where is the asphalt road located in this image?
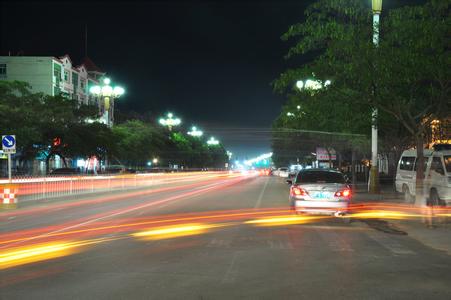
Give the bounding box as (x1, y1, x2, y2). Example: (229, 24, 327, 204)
(1, 174, 451, 299)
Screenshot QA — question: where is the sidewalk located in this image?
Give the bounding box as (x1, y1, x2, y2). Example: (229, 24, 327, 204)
(352, 182, 402, 203)
(352, 181, 451, 255)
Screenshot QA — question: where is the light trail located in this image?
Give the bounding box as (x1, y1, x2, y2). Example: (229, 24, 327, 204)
(0, 237, 117, 270)
(0, 173, 243, 220)
(0, 175, 252, 249)
(132, 223, 228, 240)
(0, 203, 450, 270)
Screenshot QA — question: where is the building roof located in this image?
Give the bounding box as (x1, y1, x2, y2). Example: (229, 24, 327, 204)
(81, 56, 103, 73)
(59, 54, 73, 65)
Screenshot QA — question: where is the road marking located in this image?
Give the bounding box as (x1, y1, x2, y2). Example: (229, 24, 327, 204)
(268, 240, 294, 250)
(254, 177, 269, 208)
(207, 238, 231, 248)
(367, 232, 416, 256)
(322, 231, 354, 252)
(221, 252, 239, 283)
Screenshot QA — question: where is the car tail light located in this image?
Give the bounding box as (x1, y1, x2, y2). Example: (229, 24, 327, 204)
(335, 189, 351, 198)
(291, 186, 308, 196)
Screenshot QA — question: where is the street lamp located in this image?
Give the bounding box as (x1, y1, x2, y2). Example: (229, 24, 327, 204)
(207, 137, 219, 146)
(296, 79, 331, 91)
(227, 151, 233, 160)
(369, 0, 382, 193)
(159, 112, 181, 131)
(89, 77, 125, 127)
(187, 126, 203, 137)
(152, 158, 158, 164)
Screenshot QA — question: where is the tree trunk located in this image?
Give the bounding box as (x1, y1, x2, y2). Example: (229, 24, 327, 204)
(45, 154, 51, 175)
(351, 149, 356, 189)
(414, 134, 425, 207)
(61, 154, 68, 168)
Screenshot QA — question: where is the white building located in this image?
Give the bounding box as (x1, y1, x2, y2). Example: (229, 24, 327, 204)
(0, 54, 104, 106)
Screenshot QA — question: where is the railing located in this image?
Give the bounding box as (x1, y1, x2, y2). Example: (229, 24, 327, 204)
(0, 172, 226, 203)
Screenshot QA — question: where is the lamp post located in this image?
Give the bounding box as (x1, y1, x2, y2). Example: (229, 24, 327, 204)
(369, 0, 382, 193)
(159, 113, 181, 131)
(89, 77, 124, 127)
(207, 137, 219, 146)
(187, 126, 203, 137)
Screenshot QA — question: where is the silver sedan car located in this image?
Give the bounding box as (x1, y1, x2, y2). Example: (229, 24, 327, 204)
(287, 169, 351, 216)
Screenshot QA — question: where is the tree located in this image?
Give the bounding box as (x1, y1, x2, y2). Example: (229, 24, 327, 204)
(0, 80, 114, 174)
(112, 120, 166, 167)
(274, 0, 450, 203)
(0, 81, 44, 164)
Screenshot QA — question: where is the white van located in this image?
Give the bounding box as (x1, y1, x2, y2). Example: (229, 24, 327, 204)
(395, 148, 451, 205)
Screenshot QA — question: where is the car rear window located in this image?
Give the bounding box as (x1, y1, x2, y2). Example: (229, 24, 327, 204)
(295, 171, 345, 184)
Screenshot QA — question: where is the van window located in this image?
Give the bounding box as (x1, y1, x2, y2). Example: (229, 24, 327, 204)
(431, 157, 445, 175)
(445, 156, 451, 173)
(400, 156, 415, 171)
(414, 158, 427, 172)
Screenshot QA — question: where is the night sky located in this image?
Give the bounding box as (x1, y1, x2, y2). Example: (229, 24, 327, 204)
(0, 0, 420, 160)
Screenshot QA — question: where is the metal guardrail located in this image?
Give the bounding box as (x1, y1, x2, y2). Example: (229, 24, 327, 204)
(0, 172, 225, 203)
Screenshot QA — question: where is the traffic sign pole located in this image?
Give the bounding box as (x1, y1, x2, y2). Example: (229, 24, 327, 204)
(8, 153, 11, 183)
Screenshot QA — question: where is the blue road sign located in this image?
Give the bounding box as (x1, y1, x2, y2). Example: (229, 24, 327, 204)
(2, 135, 16, 150)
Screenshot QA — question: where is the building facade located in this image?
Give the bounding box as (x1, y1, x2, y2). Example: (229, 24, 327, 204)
(0, 55, 103, 106)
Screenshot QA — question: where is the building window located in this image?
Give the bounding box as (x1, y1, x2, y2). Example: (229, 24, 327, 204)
(80, 79, 86, 90)
(0, 64, 6, 78)
(64, 70, 69, 81)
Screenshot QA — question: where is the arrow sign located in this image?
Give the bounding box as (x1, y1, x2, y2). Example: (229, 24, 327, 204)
(2, 135, 16, 153)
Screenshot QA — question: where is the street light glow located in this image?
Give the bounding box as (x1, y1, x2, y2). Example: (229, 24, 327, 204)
(88, 77, 125, 127)
(101, 85, 113, 96)
(188, 126, 203, 137)
(113, 86, 125, 96)
(89, 86, 101, 95)
(296, 79, 331, 91)
(296, 80, 304, 89)
(244, 152, 273, 166)
(159, 113, 181, 130)
(207, 137, 219, 145)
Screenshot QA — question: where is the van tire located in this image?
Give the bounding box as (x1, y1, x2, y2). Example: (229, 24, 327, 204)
(402, 185, 413, 203)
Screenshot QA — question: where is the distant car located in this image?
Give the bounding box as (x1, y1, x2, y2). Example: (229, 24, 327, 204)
(50, 168, 80, 175)
(287, 169, 351, 216)
(278, 167, 289, 178)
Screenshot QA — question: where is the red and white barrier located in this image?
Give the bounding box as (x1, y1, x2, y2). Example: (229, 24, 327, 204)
(1, 185, 18, 208)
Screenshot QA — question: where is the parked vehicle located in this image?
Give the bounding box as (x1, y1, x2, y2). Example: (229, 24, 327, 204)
(278, 167, 289, 178)
(287, 169, 351, 217)
(395, 147, 451, 205)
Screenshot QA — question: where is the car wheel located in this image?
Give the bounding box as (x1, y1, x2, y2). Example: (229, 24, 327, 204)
(402, 185, 413, 203)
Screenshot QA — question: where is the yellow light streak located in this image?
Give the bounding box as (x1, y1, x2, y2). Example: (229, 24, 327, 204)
(0, 238, 113, 270)
(131, 223, 224, 240)
(245, 215, 327, 227)
(348, 210, 421, 220)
